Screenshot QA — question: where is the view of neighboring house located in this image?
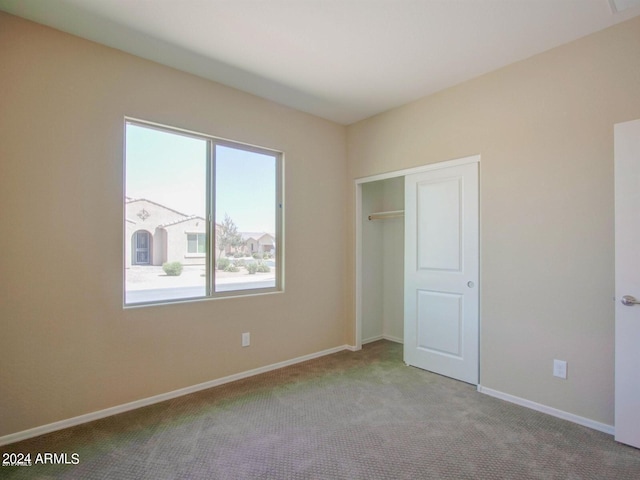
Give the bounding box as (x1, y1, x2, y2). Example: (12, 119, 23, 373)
(125, 198, 207, 268)
(241, 232, 275, 255)
(125, 197, 274, 267)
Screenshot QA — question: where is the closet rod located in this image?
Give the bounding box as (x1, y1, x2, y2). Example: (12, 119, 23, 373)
(368, 210, 405, 221)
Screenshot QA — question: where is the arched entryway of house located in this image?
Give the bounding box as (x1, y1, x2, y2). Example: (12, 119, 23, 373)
(132, 230, 152, 265)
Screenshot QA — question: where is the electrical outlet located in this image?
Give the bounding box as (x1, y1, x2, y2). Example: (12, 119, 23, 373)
(553, 359, 567, 379)
(242, 332, 250, 347)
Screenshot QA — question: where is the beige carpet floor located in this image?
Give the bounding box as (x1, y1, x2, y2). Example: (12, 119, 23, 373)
(2, 340, 639, 479)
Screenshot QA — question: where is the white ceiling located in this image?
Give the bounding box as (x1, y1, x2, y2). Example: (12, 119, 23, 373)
(2, 0, 640, 124)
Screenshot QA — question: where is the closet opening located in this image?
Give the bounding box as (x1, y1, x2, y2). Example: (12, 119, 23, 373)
(357, 176, 405, 348)
(355, 156, 480, 386)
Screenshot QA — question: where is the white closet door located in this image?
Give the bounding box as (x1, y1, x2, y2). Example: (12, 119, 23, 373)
(404, 162, 479, 384)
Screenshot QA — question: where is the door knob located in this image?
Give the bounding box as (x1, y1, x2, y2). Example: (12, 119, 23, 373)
(621, 295, 640, 306)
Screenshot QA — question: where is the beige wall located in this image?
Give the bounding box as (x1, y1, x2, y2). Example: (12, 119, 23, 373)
(0, 12, 347, 437)
(347, 16, 640, 425)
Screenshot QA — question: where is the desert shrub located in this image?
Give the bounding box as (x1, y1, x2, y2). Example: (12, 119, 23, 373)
(252, 252, 263, 259)
(246, 263, 258, 274)
(224, 264, 240, 273)
(217, 257, 231, 270)
(233, 252, 244, 258)
(256, 262, 271, 273)
(162, 261, 183, 276)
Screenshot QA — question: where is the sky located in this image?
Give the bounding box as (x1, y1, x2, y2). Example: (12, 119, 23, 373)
(126, 123, 276, 233)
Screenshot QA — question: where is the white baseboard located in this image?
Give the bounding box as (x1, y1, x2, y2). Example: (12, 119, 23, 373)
(477, 385, 615, 435)
(362, 335, 384, 345)
(383, 334, 403, 344)
(362, 334, 403, 345)
(0, 344, 352, 447)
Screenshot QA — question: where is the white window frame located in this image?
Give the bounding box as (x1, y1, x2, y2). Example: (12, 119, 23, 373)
(124, 118, 284, 306)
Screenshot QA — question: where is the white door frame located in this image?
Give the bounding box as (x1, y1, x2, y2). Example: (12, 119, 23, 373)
(354, 155, 481, 351)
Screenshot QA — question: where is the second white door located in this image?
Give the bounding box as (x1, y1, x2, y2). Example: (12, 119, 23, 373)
(404, 161, 479, 384)
(614, 118, 640, 448)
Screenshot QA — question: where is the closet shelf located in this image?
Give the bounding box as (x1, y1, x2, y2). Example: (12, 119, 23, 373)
(368, 210, 405, 221)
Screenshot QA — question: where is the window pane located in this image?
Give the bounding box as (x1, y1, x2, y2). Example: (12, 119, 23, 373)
(125, 123, 208, 305)
(197, 234, 206, 254)
(187, 234, 197, 253)
(124, 120, 281, 306)
(215, 145, 277, 293)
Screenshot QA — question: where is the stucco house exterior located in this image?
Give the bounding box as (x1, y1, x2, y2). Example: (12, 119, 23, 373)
(125, 198, 275, 266)
(241, 232, 275, 255)
(125, 198, 207, 268)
